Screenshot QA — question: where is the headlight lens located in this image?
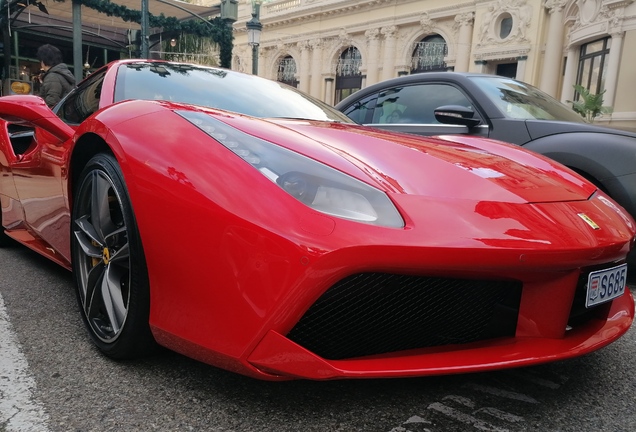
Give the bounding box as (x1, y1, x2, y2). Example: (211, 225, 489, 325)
(177, 110, 404, 228)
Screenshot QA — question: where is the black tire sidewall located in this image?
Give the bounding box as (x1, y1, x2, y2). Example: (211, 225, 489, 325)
(0, 208, 13, 247)
(71, 153, 155, 359)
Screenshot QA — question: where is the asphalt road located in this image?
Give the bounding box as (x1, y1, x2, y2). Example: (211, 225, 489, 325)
(1, 242, 635, 432)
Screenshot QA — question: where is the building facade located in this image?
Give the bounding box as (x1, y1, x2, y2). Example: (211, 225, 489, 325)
(232, 0, 636, 128)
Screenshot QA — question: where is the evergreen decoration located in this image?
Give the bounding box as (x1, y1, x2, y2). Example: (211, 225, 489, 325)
(51, 0, 233, 67)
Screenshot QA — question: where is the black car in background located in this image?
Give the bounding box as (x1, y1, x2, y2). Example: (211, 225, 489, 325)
(336, 73, 636, 219)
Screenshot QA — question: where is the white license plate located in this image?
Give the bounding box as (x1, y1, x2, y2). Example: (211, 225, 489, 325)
(586, 264, 628, 308)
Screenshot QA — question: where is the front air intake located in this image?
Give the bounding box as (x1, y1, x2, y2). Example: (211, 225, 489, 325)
(287, 273, 522, 360)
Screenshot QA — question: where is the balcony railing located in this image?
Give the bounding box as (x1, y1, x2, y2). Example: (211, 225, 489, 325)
(411, 41, 447, 72)
(277, 57, 298, 81)
(265, 0, 301, 14)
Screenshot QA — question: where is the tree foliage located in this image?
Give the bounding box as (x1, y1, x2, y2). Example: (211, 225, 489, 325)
(568, 84, 613, 122)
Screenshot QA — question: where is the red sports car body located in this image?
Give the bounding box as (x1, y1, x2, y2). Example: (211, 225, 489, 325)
(0, 60, 633, 380)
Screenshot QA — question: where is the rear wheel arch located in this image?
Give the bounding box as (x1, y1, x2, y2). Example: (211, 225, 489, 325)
(524, 135, 636, 214)
(70, 133, 113, 194)
(566, 166, 609, 194)
(0, 209, 12, 246)
(523, 132, 634, 180)
(563, 162, 636, 220)
(523, 135, 619, 193)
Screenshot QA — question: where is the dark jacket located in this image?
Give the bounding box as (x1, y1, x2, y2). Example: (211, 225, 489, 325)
(40, 63, 76, 108)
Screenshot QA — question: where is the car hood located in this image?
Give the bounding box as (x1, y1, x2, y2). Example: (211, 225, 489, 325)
(525, 119, 636, 141)
(219, 116, 595, 205)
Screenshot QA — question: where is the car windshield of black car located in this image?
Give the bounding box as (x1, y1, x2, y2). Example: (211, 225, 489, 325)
(114, 62, 351, 123)
(470, 76, 585, 123)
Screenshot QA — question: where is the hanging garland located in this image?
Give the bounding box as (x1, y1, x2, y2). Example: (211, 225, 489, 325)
(52, 0, 234, 67)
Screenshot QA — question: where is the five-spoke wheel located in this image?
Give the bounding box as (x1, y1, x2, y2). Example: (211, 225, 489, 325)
(72, 153, 154, 358)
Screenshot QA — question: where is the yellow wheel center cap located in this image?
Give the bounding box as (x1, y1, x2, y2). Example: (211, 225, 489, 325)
(103, 247, 111, 265)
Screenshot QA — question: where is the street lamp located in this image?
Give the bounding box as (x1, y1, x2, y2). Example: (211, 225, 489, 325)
(246, 0, 263, 75)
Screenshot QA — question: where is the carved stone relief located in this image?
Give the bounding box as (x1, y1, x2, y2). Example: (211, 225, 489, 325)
(454, 12, 475, 31)
(478, 0, 533, 46)
(420, 13, 436, 34)
(545, 0, 568, 13)
(578, 0, 601, 24)
(381, 25, 398, 39)
(569, 0, 630, 41)
(338, 28, 353, 45)
(365, 28, 380, 41)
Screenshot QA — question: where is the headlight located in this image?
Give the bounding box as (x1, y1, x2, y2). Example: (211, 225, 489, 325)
(177, 110, 404, 228)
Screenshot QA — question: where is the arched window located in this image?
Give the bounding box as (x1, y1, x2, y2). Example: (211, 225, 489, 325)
(277, 55, 298, 87)
(335, 46, 362, 103)
(411, 35, 447, 73)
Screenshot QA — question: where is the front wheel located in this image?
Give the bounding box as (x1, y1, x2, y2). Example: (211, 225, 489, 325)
(0, 230, 12, 247)
(0, 208, 13, 247)
(71, 153, 155, 359)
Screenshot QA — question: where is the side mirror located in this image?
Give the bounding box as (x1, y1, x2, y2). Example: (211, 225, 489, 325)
(434, 105, 481, 128)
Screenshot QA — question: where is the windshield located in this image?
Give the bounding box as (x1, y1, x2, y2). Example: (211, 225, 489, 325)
(470, 76, 585, 123)
(114, 62, 351, 123)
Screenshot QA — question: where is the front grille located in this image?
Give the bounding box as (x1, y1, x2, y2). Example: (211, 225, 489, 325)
(287, 273, 522, 360)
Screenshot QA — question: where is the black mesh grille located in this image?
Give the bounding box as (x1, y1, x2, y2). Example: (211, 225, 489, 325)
(287, 273, 522, 360)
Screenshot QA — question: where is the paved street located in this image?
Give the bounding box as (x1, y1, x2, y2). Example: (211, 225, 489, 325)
(1, 242, 635, 432)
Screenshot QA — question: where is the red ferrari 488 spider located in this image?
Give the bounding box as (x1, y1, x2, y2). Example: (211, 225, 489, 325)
(0, 60, 633, 380)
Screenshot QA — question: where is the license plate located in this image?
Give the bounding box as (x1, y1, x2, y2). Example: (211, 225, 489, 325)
(586, 264, 628, 308)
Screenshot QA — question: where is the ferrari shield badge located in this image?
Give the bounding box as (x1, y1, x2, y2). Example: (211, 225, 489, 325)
(578, 213, 600, 230)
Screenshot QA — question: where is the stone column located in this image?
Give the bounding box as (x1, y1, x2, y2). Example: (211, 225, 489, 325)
(297, 41, 310, 93)
(324, 77, 334, 105)
(603, 31, 624, 109)
(381, 26, 398, 81)
(474, 60, 487, 73)
(309, 39, 323, 98)
(454, 13, 474, 73)
(515, 55, 528, 82)
(539, 0, 567, 97)
(560, 45, 578, 104)
(365, 29, 381, 85)
(261, 47, 272, 80)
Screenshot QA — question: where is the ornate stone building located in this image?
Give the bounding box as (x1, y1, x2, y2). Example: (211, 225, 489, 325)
(231, 0, 636, 128)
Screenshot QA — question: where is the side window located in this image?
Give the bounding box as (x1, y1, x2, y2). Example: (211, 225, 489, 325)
(57, 70, 106, 124)
(342, 94, 377, 124)
(372, 84, 473, 124)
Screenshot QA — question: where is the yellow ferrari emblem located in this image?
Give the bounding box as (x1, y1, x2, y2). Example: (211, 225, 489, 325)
(103, 247, 111, 264)
(578, 213, 600, 230)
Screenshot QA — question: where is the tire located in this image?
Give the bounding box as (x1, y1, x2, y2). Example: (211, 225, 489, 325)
(0, 210, 13, 247)
(71, 153, 155, 359)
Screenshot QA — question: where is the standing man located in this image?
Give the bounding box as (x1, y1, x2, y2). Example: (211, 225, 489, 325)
(36, 44, 76, 108)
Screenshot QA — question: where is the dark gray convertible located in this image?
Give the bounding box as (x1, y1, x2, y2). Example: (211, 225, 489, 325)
(336, 73, 636, 219)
